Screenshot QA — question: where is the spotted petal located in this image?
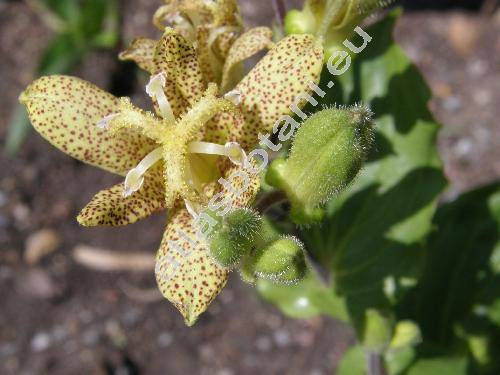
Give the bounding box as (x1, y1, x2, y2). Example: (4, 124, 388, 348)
(233, 34, 324, 145)
(155, 163, 260, 325)
(19, 75, 157, 175)
(77, 165, 166, 226)
(220, 27, 274, 93)
(153, 28, 206, 113)
(155, 207, 228, 326)
(119, 38, 157, 72)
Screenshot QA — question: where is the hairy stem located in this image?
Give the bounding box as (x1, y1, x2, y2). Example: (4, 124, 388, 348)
(255, 190, 288, 214)
(316, 0, 347, 38)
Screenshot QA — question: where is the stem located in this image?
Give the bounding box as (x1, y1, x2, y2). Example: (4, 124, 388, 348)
(272, 0, 287, 27)
(366, 351, 387, 375)
(255, 190, 288, 214)
(316, 0, 346, 38)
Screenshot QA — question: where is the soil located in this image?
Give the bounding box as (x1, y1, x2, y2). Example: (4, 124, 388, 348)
(0, 1, 499, 374)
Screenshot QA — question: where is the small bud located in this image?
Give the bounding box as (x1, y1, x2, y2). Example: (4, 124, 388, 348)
(389, 321, 421, 349)
(284, 9, 315, 36)
(207, 209, 261, 269)
(362, 309, 394, 353)
(266, 105, 374, 224)
(284, 0, 394, 60)
(252, 236, 307, 285)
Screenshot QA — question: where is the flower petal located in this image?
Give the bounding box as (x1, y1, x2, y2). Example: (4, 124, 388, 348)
(219, 160, 261, 208)
(196, 26, 222, 85)
(77, 165, 166, 226)
(155, 207, 229, 326)
(119, 38, 157, 72)
(221, 27, 274, 93)
(153, 28, 206, 112)
(233, 34, 324, 146)
(19, 75, 157, 175)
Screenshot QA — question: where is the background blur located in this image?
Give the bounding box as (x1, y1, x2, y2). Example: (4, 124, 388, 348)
(0, 0, 499, 373)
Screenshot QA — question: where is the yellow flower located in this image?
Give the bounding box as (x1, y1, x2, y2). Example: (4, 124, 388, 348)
(19, 28, 323, 325)
(120, 0, 275, 93)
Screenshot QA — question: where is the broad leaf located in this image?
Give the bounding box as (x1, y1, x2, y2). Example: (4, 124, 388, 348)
(260, 10, 447, 331)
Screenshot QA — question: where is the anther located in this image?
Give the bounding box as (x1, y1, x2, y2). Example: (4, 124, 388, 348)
(187, 141, 246, 166)
(96, 113, 120, 130)
(122, 147, 163, 197)
(223, 90, 242, 105)
(146, 72, 176, 124)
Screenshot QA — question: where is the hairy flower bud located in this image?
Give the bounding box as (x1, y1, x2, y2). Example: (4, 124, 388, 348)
(267, 105, 374, 224)
(251, 236, 307, 285)
(207, 209, 262, 269)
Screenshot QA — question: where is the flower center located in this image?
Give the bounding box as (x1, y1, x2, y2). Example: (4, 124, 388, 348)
(97, 79, 246, 205)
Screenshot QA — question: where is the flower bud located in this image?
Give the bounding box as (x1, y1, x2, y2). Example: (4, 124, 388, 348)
(362, 309, 394, 353)
(251, 236, 307, 285)
(389, 321, 421, 350)
(266, 105, 374, 224)
(284, 0, 394, 60)
(207, 209, 261, 269)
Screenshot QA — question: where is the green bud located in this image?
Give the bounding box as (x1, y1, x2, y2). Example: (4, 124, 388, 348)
(362, 309, 394, 353)
(389, 321, 421, 349)
(284, 9, 315, 36)
(252, 236, 307, 285)
(284, 0, 394, 60)
(467, 335, 492, 367)
(266, 105, 374, 224)
(207, 209, 261, 269)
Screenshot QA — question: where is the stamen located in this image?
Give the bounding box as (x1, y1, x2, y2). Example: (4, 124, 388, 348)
(96, 113, 120, 130)
(187, 141, 246, 166)
(184, 199, 201, 219)
(145, 72, 175, 124)
(123, 147, 163, 197)
(223, 90, 242, 105)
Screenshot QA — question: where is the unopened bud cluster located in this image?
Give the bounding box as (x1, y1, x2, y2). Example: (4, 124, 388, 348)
(206, 209, 307, 285)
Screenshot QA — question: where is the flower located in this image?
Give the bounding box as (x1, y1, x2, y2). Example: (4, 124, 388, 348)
(120, 0, 275, 93)
(20, 28, 323, 325)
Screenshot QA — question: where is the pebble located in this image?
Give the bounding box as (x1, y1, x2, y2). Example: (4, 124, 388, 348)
(18, 268, 61, 299)
(442, 96, 462, 112)
(82, 329, 100, 346)
(0, 190, 7, 207)
(255, 335, 272, 352)
(273, 329, 291, 347)
(30, 332, 51, 352)
(157, 332, 173, 348)
(24, 229, 61, 265)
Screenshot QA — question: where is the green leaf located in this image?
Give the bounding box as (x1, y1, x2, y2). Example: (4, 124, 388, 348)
(257, 271, 349, 321)
(337, 346, 366, 375)
(5, 104, 31, 156)
(38, 33, 84, 75)
(79, 0, 119, 41)
(405, 356, 467, 375)
(40, 0, 79, 22)
(401, 183, 500, 345)
(6, 33, 84, 155)
(301, 9, 446, 325)
(257, 10, 447, 330)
